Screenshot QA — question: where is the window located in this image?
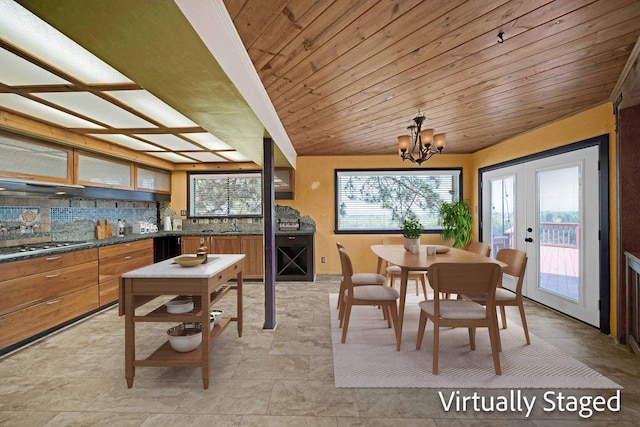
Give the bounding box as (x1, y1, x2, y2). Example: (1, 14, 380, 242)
(335, 168, 462, 233)
(188, 172, 262, 217)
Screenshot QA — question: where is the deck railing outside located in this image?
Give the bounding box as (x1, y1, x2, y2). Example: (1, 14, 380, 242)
(539, 222, 579, 248)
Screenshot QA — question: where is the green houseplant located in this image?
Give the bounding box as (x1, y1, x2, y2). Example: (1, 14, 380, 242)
(401, 218, 423, 252)
(438, 199, 473, 248)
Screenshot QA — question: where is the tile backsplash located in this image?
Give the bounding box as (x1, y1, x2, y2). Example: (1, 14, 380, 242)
(0, 196, 157, 246)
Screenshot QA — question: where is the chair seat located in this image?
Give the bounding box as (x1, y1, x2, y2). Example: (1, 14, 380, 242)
(352, 272, 386, 285)
(386, 265, 425, 275)
(464, 287, 517, 303)
(419, 300, 487, 320)
(350, 285, 400, 301)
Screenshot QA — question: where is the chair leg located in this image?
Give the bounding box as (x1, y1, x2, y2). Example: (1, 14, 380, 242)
(384, 305, 393, 328)
(420, 275, 428, 298)
(500, 305, 508, 329)
(488, 320, 502, 375)
(341, 303, 352, 343)
(432, 323, 440, 375)
(415, 276, 419, 296)
(338, 293, 346, 326)
(416, 311, 427, 350)
(468, 327, 476, 350)
(518, 303, 531, 344)
(337, 279, 345, 310)
(387, 302, 401, 351)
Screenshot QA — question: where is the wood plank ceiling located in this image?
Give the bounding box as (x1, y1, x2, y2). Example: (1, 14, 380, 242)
(225, 0, 640, 155)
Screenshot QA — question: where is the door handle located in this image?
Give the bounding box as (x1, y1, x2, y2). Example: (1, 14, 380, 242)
(524, 237, 533, 242)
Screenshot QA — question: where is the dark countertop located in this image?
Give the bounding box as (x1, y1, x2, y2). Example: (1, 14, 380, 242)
(0, 229, 314, 264)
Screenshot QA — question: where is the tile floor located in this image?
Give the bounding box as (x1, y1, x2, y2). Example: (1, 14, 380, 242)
(0, 274, 639, 426)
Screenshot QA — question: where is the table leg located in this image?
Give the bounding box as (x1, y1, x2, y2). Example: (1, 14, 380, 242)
(201, 287, 210, 390)
(237, 271, 243, 337)
(376, 256, 383, 275)
(397, 268, 409, 348)
(123, 278, 135, 388)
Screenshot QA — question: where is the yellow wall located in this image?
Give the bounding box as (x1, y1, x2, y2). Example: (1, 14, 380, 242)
(285, 102, 617, 334)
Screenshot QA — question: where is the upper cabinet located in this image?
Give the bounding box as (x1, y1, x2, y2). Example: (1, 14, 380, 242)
(135, 166, 171, 193)
(275, 167, 294, 200)
(0, 130, 73, 183)
(75, 152, 133, 189)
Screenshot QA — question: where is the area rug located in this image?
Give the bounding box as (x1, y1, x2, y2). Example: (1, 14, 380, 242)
(329, 293, 621, 389)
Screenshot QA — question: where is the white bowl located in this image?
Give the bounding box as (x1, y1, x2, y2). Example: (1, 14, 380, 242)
(167, 323, 202, 352)
(210, 309, 223, 326)
(165, 298, 194, 314)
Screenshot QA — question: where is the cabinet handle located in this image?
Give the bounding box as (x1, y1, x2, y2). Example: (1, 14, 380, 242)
(124, 256, 133, 259)
(46, 299, 62, 305)
(46, 256, 63, 261)
(45, 273, 62, 278)
(288, 236, 295, 240)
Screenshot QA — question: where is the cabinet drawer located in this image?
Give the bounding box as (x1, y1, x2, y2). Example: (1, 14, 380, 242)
(0, 248, 98, 281)
(0, 285, 98, 349)
(99, 277, 120, 306)
(99, 249, 153, 283)
(98, 239, 152, 259)
(275, 234, 312, 245)
(0, 261, 98, 316)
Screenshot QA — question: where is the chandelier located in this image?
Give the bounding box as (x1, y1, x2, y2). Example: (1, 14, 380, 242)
(397, 113, 446, 165)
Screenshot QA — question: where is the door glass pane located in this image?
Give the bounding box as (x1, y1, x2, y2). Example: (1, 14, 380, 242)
(490, 176, 516, 257)
(537, 166, 580, 301)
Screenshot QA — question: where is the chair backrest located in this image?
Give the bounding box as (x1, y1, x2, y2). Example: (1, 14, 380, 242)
(495, 248, 528, 294)
(338, 248, 355, 294)
(428, 262, 501, 305)
(467, 241, 491, 257)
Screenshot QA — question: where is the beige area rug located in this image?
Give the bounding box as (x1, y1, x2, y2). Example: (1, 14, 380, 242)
(329, 293, 621, 389)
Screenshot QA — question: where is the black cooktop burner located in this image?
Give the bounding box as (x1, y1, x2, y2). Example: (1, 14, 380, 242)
(0, 241, 91, 258)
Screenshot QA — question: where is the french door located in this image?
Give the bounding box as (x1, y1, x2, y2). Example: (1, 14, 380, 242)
(481, 145, 601, 327)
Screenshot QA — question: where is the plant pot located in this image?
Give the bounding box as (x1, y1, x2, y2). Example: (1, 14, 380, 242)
(403, 237, 420, 252)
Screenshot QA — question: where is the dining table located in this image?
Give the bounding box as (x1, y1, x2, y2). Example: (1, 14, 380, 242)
(370, 244, 508, 348)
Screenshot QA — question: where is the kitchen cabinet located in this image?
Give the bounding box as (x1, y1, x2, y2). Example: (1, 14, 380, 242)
(0, 130, 73, 183)
(154, 235, 182, 262)
(76, 151, 133, 189)
(99, 239, 153, 308)
(136, 166, 171, 193)
(275, 167, 294, 200)
(625, 252, 640, 355)
(275, 234, 314, 281)
(182, 235, 263, 279)
(0, 248, 99, 352)
(120, 254, 244, 388)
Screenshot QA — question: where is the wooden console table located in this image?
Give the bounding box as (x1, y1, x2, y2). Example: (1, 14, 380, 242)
(624, 251, 640, 356)
(120, 254, 244, 388)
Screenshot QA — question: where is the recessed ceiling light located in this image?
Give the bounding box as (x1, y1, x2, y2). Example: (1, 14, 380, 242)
(0, 94, 104, 129)
(106, 90, 198, 128)
(134, 134, 202, 151)
(146, 151, 197, 163)
(88, 134, 160, 151)
(0, 0, 132, 84)
(182, 132, 233, 150)
(0, 48, 70, 86)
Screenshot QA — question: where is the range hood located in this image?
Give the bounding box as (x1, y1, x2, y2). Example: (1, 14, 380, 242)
(0, 178, 85, 197)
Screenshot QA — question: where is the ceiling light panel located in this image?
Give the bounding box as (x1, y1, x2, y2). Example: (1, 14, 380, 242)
(183, 151, 229, 162)
(35, 92, 157, 128)
(88, 133, 161, 151)
(106, 90, 199, 127)
(146, 151, 197, 163)
(0, 93, 104, 129)
(0, 0, 132, 84)
(183, 132, 233, 150)
(134, 133, 202, 150)
(0, 48, 70, 86)
(219, 151, 250, 161)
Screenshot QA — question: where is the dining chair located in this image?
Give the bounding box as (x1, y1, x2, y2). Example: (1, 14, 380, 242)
(335, 242, 386, 311)
(467, 241, 491, 257)
(381, 237, 428, 296)
(416, 262, 502, 375)
(461, 248, 530, 344)
(440, 241, 491, 299)
(338, 248, 401, 350)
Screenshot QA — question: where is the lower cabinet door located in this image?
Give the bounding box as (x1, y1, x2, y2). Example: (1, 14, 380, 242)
(0, 286, 99, 350)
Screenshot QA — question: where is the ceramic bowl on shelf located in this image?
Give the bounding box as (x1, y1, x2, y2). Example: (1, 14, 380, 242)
(210, 309, 223, 326)
(167, 323, 202, 352)
(174, 255, 205, 267)
(165, 298, 194, 314)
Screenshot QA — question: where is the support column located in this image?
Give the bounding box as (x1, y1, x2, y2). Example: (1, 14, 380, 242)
(263, 137, 277, 330)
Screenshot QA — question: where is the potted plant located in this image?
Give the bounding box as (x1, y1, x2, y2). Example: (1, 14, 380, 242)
(438, 199, 473, 248)
(401, 218, 423, 252)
